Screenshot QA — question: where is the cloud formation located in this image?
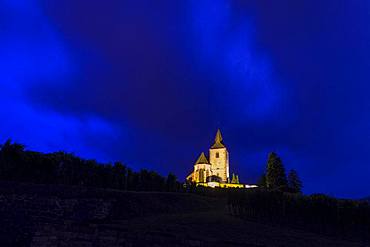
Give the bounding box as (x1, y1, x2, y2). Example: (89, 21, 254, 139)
(1, 0, 370, 198)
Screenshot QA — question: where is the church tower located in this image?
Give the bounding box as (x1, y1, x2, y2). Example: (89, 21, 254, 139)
(209, 129, 229, 182)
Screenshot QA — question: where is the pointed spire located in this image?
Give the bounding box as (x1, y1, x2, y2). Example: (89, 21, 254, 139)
(215, 129, 223, 143)
(231, 173, 236, 183)
(211, 129, 225, 149)
(195, 152, 209, 164)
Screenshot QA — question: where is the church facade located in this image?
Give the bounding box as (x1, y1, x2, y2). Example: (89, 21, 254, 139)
(186, 129, 257, 189)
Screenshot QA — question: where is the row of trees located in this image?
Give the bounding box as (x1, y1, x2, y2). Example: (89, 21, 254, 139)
(0, 140, 181, 192)
(227, 190, 370, 241)
(258, 152, 303, 193)
(0, 139, 301, 194)
(227, 152, 370, 241)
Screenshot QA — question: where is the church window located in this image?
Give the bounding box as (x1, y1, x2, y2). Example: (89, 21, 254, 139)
(216, 152, 219, 158)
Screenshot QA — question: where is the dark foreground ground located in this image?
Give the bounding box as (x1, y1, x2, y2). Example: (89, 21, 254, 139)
(0, 182, 365, 247)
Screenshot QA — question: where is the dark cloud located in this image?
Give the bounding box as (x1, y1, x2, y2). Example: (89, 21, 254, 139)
(2, 0, 370, 198)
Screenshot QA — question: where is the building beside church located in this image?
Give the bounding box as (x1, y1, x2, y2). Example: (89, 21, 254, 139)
(186, 129, 257, 189)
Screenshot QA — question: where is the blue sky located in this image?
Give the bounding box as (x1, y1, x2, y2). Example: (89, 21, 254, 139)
(1, 0, 370, 198)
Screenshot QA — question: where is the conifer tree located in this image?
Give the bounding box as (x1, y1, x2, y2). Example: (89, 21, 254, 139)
(265, 152, 288, 191)
(287, 169, 303, 193)
(257, 173, 267, 188)
(166, 173, 177, 192)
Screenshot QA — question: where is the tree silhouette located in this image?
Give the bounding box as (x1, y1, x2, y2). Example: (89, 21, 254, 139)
(166, 173, 178, 192)
(265, 152, 288, 191)
(257, 173, 267, 188)
(0, 139, 26, 181)
(0, 140, 182, 192)
(287, 169, 303, 193)
(227, 190, 370, 241)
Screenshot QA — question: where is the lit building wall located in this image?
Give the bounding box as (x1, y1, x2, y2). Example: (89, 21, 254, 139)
(193, 163, 211, 183)
(209, 147, 229, 182)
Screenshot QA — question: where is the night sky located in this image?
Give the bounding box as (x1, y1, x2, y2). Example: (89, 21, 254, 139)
(1, 1, 370, 198)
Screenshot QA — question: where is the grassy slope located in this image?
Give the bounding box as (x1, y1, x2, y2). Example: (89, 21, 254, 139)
(0, 182, 365, 247)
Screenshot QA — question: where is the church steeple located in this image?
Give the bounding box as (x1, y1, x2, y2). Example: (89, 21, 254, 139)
(215, 129, 223, 143)
(211, 129, 225, 149)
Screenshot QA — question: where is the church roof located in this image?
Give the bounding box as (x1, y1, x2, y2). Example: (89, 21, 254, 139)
(195, 152, 209, 164)
(211, 129, 226, 149)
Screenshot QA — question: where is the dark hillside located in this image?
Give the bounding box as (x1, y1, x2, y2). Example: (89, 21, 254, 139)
(0, 142, 368, 246)
(227, 190, 370, 243)
(0, 182, 365, 247)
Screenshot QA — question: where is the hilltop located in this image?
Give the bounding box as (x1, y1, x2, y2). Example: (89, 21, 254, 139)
(0, 140, 369, 246)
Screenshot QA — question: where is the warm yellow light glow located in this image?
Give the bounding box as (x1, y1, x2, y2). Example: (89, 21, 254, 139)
(194, 181, 257, 189)
(187, 129, 258, 189)
(245, 185, 258, 189)
(207, 182, 219, 188)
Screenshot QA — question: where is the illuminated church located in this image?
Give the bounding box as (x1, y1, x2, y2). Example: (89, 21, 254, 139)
(186, 129, 257, 189)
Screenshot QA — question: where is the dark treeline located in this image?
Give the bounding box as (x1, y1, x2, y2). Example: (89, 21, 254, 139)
(190, 151, 370, 242)
(184, 183, 370, 242)
(2, 139, 370, 241)
(228, 189, 370, 242)
(250, 152, 370, 241)
(0, 140, 181, 192)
